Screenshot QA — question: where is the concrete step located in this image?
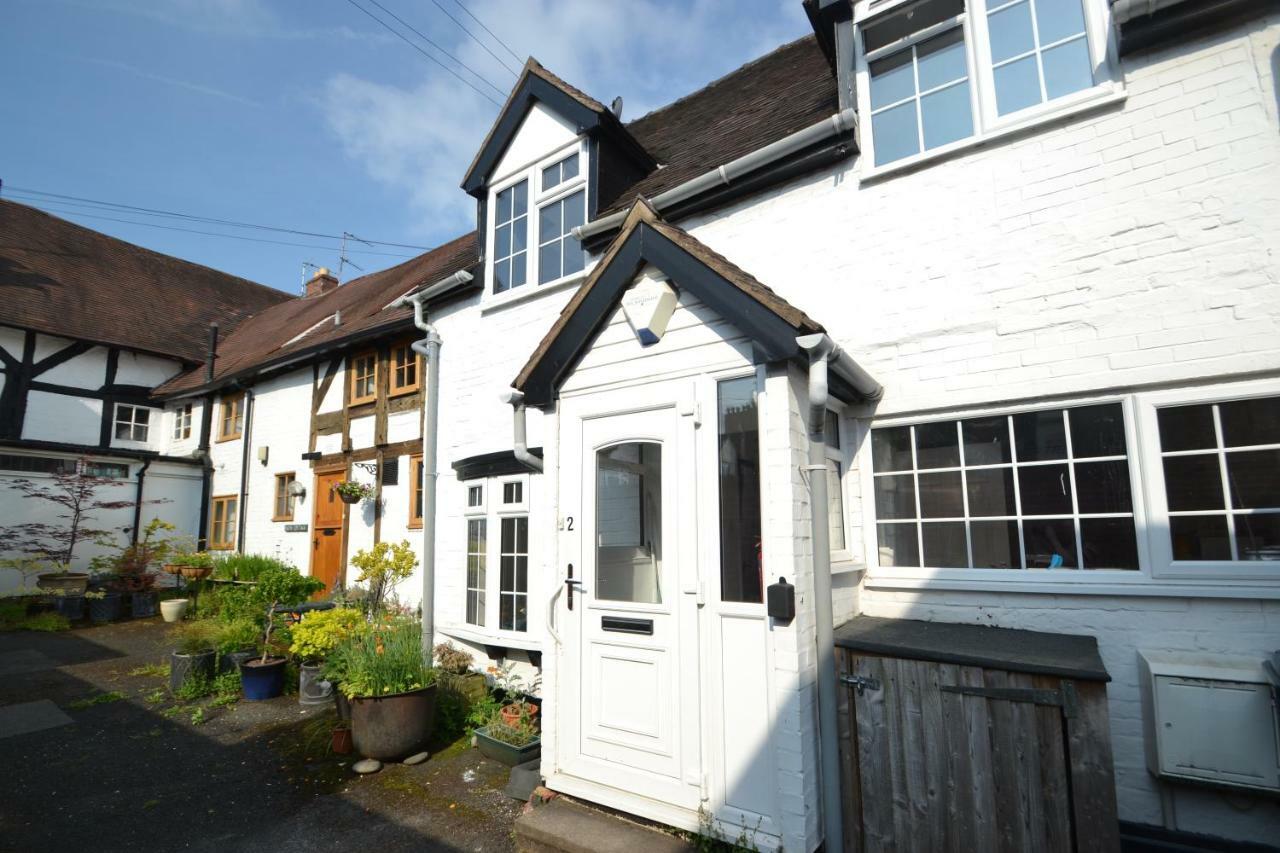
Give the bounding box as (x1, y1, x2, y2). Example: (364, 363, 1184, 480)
(514, 797, 693, 853)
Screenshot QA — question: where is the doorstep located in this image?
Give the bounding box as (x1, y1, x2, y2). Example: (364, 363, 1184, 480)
(514, 797, 693, 853)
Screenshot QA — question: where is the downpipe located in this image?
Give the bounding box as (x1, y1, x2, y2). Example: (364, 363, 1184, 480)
(236, 387, 254, 553)
(501, 389, 543, 473)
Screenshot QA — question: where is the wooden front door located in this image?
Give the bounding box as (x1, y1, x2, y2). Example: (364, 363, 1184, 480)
(311, 470, 346, 595)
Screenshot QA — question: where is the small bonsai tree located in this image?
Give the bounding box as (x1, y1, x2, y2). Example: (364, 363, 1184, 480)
(91, 518, 178, 591)
(252, 564, 325, 664)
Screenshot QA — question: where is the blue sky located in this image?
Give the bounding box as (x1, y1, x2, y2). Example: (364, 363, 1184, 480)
(1, 0, 809, 293)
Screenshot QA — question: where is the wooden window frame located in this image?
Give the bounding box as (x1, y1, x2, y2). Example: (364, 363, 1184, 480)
(210, 494, 238, 550)
(349, 350, 378, 406)
(408, 453, 424, 529)
(390, 341, 422, 397)
(273, 472, 296, 522)
(172, 403, 193, 441)
(218, 393, 244, 442)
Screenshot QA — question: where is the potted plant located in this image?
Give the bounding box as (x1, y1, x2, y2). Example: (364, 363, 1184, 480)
(169, 619, 218, 693)
(91, 518, 175, 618)
(47, 586, 86, 621)
(489, 661, 541, 728)
(474, 708, 541, 767)
(289, 607, 364, 706)
(85, 587, 124, 624)
(160, 551, 214, 621)
(334, 617, 437, 761)
(240, 564, 324, 701)
(333, 480, 373, 505)
(36, 563, 90, 596)
(434, 642, 486, 702)
(215, 617, 260, 673)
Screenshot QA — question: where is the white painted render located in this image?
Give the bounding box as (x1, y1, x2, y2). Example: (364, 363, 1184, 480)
(491, 101, 580, 184)
(22, 391, 102, 446)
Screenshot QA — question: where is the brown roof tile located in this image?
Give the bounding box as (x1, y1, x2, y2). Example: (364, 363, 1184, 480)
(0, 200, 291, 362)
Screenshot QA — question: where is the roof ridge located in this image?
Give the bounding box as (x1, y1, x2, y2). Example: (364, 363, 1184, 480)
(0, 199, 291, 304)
(625, 33, 818, 128)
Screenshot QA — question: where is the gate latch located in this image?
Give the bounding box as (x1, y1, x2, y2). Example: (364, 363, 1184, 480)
(840, 674, 881, 695)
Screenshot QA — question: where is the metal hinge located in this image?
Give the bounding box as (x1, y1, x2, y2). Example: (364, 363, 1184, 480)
(840, 674, 881, 695)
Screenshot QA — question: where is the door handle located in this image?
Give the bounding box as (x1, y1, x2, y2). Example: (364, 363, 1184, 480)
(564, 563, 581, 611)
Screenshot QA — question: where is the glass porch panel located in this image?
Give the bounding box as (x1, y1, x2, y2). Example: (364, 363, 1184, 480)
(595, 442, 663, 603)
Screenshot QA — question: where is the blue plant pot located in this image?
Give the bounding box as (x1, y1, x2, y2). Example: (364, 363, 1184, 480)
(89, 593, 123, 624)
(130, 592, 158, 619)
(54, 595, 85, 621)
(240, 657, 286, 701)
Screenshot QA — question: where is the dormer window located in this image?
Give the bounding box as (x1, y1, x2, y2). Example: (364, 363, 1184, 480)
(487, 142, 588, 299)
(854, 0, 1119, 174)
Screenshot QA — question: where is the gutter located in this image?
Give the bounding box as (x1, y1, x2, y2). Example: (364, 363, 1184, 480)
(391, 268, 474, 661)
(573, 108, 858, 242)
(1110, 0, 1189, 23)
(500, 390, 544, 473)
(796, 333, 881, 853)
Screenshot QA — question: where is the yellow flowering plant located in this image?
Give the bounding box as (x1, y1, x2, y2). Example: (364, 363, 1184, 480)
(349, 540, 417, 614)
(288, 607, 365, 665)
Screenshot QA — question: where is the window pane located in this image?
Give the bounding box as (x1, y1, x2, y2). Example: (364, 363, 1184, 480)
(1023, 518, 1076, 568)
(872, 101, 920, 166)
(1036, 0, 1086, 44)
(919, 470, 964, 518)
(963, 416, 1011, 465)
(496, 187, 512, 221)
(495, 223, 511, 257)
(512, 216, 527, 252)
(1226, 449, 1279, 509)
(1157, 405, 1216, 451)
(1041, 37, 1093, 100)
(562, 153, 579, 180)
(511, 251, 527, 287)
(1080, 517, 1138, 570)
(494, 258, 510, 293)
(877, 522, 920, 567)
(921, 81, 973, 150)
(915, 421, 960, 469)
(828, 464, 847, 552)
(922, 521, 967, 567)
(541, 162, 559, 189)
(596, 442, 662, 603)
(1074, 460, 1132, 513)
(863, 0, 965, 53)
(1014, 410, 1066, 461)
(872, 427, 913, 471)
(513, 181, 527, 215)
(1219, 396, 1280, 447)
(966, 467, 1016, 516)
(1018, 463, 1072, 515)
(563, 237, 585, 276)
(870, 49, 915, 109)
(825, 410, 841, 448)
(1069, 403, 1126, 458)
(917, 28, 967, 91)
(1170, 515, 1231, 561)
(539, 241, 562, 283)
(874, 474, 917, 519)
(1162, 455, 1224, 511)
(988, 1, 1035, 63)
(994, 54, 1042, 115)
(971, 520, 1020, 568)
(718, 378, 762, 603)
(539, 199, 562, 243)
(115, 423, 131, 440)
(564, 191, 585, 230)
(1235, 513, 1280, 561)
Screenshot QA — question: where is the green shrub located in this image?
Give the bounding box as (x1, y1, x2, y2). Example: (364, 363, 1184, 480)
(214, 553, 295, 583)
(289, 607, 365, 664)
(214, 618, 259, 655)
(171, 619, 219, 655)
(20, 612, 70, 632)
(331, 617, 433, 699)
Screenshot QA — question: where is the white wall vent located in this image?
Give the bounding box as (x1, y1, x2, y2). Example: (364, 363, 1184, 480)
(1138, 650, 1280, 794)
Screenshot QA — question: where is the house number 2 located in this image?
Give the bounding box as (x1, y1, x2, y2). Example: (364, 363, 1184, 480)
(565, 516, 574, 531)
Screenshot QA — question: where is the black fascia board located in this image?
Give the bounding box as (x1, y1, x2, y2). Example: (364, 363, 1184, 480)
(452, 448, 545, 481)
(462, 77, 605, 197)
(522, 222, 810, 408)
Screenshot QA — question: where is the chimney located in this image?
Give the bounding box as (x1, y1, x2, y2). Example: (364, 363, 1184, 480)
(306, 267, 339, 298)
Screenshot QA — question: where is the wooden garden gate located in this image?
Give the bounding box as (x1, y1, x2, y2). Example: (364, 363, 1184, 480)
(834, 617, 1120, 853)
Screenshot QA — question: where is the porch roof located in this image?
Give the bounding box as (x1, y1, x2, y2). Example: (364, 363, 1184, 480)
(514, 197, 863, 408)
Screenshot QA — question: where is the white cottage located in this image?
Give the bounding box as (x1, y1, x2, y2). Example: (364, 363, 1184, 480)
(7, 0, 1279, 848)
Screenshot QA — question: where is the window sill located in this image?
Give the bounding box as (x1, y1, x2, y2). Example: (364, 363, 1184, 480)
(216, 434, 242, 444)
(439, 623, 541, 652)
(389, 387, 420, 399)
(832, 559, 866, 576)
(480, 270, 587, 316)
(858, 86, 1127, 185)
(864, 572, 1280, 600)
(407, 521, 423, 530)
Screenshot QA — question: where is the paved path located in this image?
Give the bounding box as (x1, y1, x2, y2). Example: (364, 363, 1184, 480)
(0, 619, 521, 852)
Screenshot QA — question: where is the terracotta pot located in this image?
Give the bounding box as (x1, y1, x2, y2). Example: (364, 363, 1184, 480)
(38, 573, 89, 596)
(332, 726, 353, 755)
(500, 702, 539, 728)
(161, 564, 183, 576)
(179, 566, 212, 580)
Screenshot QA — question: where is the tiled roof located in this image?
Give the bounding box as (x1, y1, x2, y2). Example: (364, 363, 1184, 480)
(605, 34, 837, 213)
(154, 232, 478, 396)
(0, 200, 291, 362)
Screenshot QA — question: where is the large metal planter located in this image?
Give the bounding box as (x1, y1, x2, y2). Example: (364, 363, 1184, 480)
(350, 685, 437, 761)
(474, 726, 541, 767)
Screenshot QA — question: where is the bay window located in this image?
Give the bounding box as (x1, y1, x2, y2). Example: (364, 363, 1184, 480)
(487, 144, 587, 298)
(855, 0, 1117, 171)
(459, 476, 530, 634)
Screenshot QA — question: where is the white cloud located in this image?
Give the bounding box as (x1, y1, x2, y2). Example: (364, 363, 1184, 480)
(316, 0, 809, 240)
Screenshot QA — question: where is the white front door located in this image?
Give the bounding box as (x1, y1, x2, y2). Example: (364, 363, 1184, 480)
(556, 387, 704, 818)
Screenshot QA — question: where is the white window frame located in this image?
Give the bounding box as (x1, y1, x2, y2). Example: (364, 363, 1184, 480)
(826, 406, 857, 566)
(862, 390, 1280, 598)
(852, 0, 1123, 180)
(450, 475, 534, 640)
(1134, 377, 1280, 583)
(172, 403, 192, 441)
(484, 139, 590, 308)
(113, 404, 152, 443)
